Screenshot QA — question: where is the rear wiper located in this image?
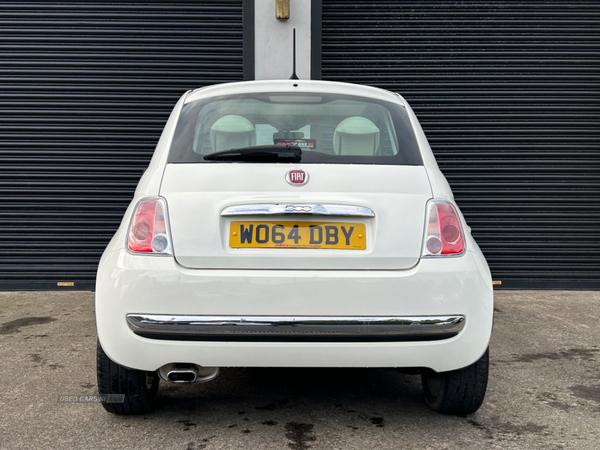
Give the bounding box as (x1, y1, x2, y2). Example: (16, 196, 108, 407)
(203, 144, 302, 162)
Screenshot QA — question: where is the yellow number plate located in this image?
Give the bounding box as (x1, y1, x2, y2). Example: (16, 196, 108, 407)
(229, 221, 366, 250)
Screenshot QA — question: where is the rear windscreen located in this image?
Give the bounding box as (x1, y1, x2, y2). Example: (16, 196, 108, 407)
(168, 92, 423, 165)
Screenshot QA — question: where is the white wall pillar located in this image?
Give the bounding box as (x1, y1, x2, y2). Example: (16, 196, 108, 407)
(254, 0, 312, 80)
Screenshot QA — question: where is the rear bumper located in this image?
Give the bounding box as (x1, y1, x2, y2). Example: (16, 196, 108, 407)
(126, 314, 466, 342)
(96, 248, 493, 372)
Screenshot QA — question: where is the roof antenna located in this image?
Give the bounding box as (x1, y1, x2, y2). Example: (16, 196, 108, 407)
(289, 28, 299, 80)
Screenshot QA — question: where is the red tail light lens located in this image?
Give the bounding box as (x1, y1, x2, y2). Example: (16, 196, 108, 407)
(422, 201, 465, 256)
(127, 198, 172, 254)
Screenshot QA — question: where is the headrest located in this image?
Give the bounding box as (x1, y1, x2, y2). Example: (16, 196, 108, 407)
(333, 117, 380, 156)
(210, 115, 256, 151)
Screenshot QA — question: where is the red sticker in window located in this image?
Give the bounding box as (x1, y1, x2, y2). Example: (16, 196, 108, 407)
(274, 139, 317, 150)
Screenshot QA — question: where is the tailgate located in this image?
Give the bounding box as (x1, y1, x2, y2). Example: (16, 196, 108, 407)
(160, 163, 432, 270)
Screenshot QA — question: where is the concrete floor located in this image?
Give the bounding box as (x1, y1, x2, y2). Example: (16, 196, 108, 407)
(0, 290, 598, 449)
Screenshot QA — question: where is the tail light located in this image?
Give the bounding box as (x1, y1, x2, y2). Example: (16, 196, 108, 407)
(127, 197, 172, 255)
(422, 200, 465, 257)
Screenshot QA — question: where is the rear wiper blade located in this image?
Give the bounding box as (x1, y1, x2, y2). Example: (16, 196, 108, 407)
(203, 144, 302, 161)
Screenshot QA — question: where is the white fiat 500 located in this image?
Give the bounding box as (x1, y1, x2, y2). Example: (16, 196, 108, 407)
(96, 80, 493, 416)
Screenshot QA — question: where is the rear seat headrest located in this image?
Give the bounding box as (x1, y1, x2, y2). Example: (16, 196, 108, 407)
(333, 117, 380, 156)
(210, 115, 256, 151)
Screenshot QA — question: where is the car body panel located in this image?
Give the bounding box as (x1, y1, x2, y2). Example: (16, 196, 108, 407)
(96, 248, 492, 373)
(160, 164, 432, 270)
(184, 80, 405, 107)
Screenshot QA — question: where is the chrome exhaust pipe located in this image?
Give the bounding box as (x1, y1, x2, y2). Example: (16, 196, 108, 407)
(158, 363, 219, 384)
(167, 366, 198, 383)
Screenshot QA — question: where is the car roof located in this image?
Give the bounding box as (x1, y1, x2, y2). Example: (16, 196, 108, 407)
(184, 79, 406, 106)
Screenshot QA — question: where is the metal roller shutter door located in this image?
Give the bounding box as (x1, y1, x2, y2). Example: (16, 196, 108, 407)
(321, 1, 600, 289)
(0, 1, 244, 290)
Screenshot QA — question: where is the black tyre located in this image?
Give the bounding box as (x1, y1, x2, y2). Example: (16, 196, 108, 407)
(96, 340, 159, 415)
(421, 348, 489, 415)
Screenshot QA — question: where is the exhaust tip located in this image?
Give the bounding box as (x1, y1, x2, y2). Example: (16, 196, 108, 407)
(158, 363, 219, 384)
(167, 369, 197, 383)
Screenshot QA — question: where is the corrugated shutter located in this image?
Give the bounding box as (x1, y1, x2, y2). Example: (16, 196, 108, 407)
(321, 1, 600, 289)
(0, 1, 244, 290)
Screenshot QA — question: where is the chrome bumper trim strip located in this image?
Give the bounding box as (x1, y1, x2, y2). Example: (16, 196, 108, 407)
(126, 314, 465, 342)
(220, 204, 375, 218)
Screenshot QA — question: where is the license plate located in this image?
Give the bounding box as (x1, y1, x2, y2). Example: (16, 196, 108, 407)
(229, 221, 366, 250)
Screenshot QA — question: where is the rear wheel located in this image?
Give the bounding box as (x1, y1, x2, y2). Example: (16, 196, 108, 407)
(96, 340, 159, 414)
(422, 348, 489, 415)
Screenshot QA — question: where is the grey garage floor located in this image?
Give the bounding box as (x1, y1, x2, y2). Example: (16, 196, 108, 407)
(0, 290, 598, 450)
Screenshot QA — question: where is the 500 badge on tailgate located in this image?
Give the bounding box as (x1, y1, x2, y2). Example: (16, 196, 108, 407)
(229, 221, 366, 250)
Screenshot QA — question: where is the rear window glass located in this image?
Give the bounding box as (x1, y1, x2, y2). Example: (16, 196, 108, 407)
(168, 92, 422, 165)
